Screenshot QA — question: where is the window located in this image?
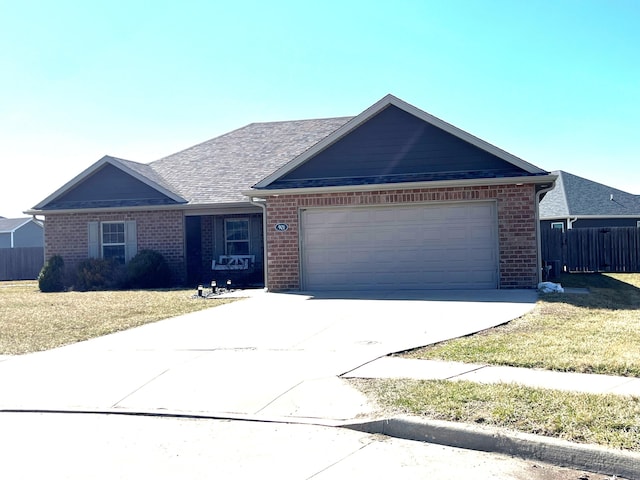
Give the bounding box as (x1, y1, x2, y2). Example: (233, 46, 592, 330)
(88, 221, 137, 263)
(551, 222, 565, 232)
(637, 221, 640, 228)
(102, 222, 126, 264)
(225, 218, 249, 255)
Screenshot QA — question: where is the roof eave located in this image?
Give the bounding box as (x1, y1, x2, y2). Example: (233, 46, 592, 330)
(541, 214, 640, 220)
(245, 174, 558, 198)
(25, 200, 258, 216)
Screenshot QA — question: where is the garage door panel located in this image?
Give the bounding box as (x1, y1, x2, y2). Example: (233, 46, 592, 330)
(302, 202, 497, 290)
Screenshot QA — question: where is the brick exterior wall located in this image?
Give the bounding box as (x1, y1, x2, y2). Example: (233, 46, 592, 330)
(44, 210, 186, 285)
(265, 184, 538, 291)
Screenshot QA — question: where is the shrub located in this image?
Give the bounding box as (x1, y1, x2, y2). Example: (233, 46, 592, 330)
(126, 249, 171, 289)
(74, 258, 124, 291)
(38, 255, 66, 292)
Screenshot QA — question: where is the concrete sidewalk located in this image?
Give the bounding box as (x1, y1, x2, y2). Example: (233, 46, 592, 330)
(342, 357, 640, 479)
(343, 357, 640, 396)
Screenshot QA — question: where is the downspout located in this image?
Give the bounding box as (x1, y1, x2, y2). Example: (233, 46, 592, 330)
(249, 197, 268, 291)
(536, 184, 556, 284)
(567, 217, 578, 230)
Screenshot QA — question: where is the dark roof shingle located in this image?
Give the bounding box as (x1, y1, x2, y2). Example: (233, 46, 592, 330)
(540, 171, 640, 218)
(150, 117, 353, 204)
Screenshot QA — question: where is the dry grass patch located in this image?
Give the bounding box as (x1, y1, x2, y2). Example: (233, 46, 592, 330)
(352, 378, 640, 451)
(405, 273, 640, 377)
(0, 281, 234, 354)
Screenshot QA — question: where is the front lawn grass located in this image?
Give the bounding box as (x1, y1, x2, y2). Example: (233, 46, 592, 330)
(352, 378, 640, 451)
(404, 273, 640, 377)
(0, 281, 234, 354)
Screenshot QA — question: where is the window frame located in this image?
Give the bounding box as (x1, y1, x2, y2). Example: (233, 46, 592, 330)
(551, 222, 565, 232)
(101, 221, 126, 264)
(224, 218, 250, 255)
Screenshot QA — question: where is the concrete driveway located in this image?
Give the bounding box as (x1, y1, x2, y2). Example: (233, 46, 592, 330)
(0, 289, 537, 421)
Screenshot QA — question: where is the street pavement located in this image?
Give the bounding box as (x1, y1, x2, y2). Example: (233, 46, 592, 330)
(0, 288, 636, 478)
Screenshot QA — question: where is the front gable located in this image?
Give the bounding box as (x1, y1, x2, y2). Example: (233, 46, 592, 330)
(34, 156, 186, 211)
(264, 105, 533, 189)
(254, 95, 548, 191)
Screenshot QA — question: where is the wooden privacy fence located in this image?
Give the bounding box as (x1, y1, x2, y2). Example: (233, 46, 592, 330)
(541, 227, 640, 275)
(0, 247, 44, 281)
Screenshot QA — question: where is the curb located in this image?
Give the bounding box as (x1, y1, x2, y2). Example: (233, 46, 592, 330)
(344, 416, 640, 479)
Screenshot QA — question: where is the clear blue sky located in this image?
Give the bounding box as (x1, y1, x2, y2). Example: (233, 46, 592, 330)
(1, 0, 638, 218)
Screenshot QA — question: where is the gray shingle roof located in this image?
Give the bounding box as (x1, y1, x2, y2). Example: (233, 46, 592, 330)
(540, 171, 640, 218)
(0, 217, 35, 233)
(150, 117, 353, 205)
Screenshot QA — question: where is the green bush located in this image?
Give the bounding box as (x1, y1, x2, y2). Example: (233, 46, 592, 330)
(74, 258, 124, 291)
(126, 249, 171, 289)
(38, 255, 66, 292)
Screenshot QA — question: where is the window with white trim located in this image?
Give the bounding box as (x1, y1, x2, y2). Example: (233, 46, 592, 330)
(88, 221, 137, 264)
(551, 222, 564, 232)
(637, 221, 640, 228)
(225, 218, 249, 255)
(102, 222, 126, 264)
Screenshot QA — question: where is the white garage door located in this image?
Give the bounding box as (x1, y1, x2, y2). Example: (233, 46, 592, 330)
(301, 202, 498, 290)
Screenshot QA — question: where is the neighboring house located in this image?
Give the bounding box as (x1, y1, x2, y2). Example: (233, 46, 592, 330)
(27, 95, 556, 291)
(540, 170, 640, 231)
(0, 217, 44, 248)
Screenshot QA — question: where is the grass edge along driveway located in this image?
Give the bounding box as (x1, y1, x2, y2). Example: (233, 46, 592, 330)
(351, 273, 640, 452)
(0, 282, 234, 355)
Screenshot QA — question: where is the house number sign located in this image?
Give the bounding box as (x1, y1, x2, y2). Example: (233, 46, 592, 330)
(275, 223, 289, 231)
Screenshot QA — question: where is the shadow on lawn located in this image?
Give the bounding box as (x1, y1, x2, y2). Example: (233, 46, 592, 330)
(544, 273, 640, 310)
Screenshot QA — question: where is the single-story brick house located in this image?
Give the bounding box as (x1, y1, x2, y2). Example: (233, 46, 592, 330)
(540, 170, 640, 231)
(28, 95, 556, 291)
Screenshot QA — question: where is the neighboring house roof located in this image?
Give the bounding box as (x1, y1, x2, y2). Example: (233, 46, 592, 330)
(0, 217, 39, 233)
(540, 170, 640, 219)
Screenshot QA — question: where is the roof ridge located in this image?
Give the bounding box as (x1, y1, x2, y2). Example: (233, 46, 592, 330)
(151, 116, 355, 165)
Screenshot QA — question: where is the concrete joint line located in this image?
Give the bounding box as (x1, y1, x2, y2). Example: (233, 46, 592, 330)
(445, 364, 489, 380)
(304, 439, 374, 479)
(253, 380, 305, 415)
(343, 416, 640, 479)
(111, 351, 210, 408)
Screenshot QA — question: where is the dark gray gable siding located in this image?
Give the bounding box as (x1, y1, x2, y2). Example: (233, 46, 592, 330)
(266, 105, 531, 189)
(42, 163, 181, 210)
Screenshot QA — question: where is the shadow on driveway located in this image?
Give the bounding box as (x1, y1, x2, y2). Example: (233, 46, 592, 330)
(290, 289, 538, 304)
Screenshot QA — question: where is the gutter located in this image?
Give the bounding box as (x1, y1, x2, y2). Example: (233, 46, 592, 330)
(244, 175, 559, 198)
(248, 197, 268, 291)
(24, 201, 260, 216)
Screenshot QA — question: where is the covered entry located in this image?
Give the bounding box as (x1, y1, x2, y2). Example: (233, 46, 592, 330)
(301, 202, 498, 290)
